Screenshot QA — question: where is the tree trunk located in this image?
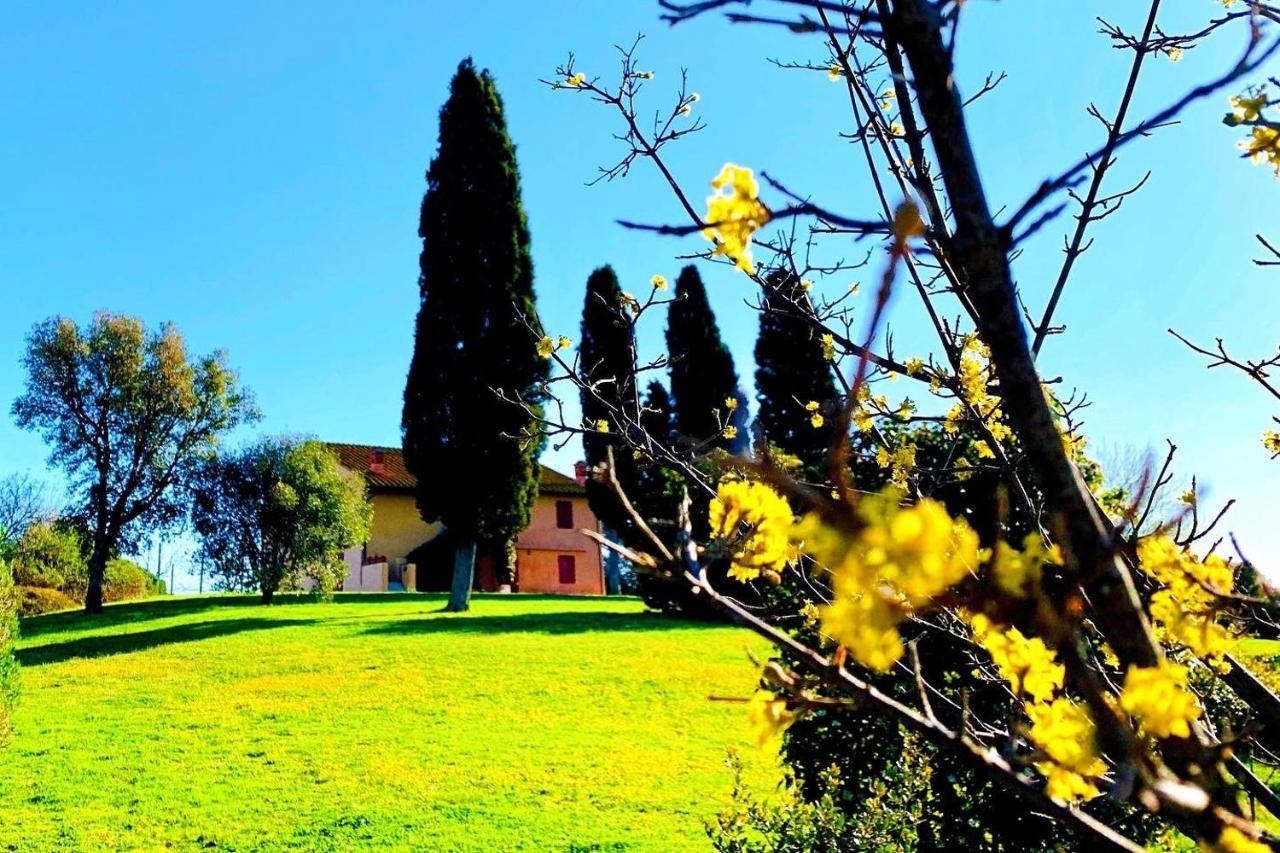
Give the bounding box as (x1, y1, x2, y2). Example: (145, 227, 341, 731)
(601, 525, 623, 595)
(261, 584, 275, 605)
(448, 540, 476, 612)
(84, 544, 108, 615)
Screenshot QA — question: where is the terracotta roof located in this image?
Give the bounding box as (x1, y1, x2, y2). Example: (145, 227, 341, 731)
(325, 443, 586, 496)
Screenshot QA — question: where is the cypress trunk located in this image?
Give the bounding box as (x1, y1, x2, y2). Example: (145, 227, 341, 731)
(448, 540, 477, 611)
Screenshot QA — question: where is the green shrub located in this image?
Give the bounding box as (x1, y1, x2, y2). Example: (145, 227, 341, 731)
(64, 557, 163, 603)
(16, 585, 79, 617)
(708, 741, 930, 853)
(10, 520, 82, 589)
(0, 562, 18, 744)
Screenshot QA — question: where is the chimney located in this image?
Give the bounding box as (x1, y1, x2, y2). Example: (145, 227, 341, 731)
(369, 448, 386, 476)
(573, 461, 588, 485)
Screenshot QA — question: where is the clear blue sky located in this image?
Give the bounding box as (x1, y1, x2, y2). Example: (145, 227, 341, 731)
(2, 1, 1277, 589)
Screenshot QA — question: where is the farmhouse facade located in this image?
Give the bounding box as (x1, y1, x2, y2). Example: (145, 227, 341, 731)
(327, 443, 605, 595)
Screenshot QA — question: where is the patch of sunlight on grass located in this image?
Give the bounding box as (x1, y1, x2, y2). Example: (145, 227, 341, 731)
(1, 593, 778, 851)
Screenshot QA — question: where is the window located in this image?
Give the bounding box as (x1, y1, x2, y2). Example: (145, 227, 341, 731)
(555, 500, 574, 529)
(557, 555, 576, 585)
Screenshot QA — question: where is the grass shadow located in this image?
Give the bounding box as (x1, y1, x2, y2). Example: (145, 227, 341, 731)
(360, 610, 718, 638)
(18, 617, 320, 666)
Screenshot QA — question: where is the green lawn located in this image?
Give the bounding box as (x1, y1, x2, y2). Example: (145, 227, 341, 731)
(0, 594, 777, 851)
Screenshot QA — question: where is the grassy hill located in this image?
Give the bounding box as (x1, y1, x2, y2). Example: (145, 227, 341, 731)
(0, 594, 777, 851)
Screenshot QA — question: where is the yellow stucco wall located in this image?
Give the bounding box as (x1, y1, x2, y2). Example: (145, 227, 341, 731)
(366, 492, 442, 562)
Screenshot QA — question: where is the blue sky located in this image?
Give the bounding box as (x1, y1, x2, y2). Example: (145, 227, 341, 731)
(2, 1, 1277, 589)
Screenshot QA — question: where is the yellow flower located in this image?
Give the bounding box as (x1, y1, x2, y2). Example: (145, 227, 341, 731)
(746, 690, 797, 748)
(637, 70, 655, 80)
(689, 92, 700, 102)
(990, 533, 1061, 597)
(874, 443, 917, 487)
(827, 64, 842, 81)
(1230, 91, 1268, 124)
(1206, 826, 1271, 853)
(1179, 489, 1197, 507)
(810, 413, 825, 429)
(800, 278, 813, 292)
(1165, 46, 1183, 63)
(809, 488, 980, 671)
(722, 425, 738, 440)
(805, 400, 820, 412)
(1265, 429, 1280, 456)
(724, 396, 739, 411)
(565, 72, 586, 88)
(594, 419, 610, 433)
(704, 163, 772, 274)
(680, 104, 692, 116)
(536, 336, 556, 358)
(904, 357, 924, 376)
(1137, 537, 1235, 667)
(1025, 697, 1108, 804)
(556, 335, 572, 351)
(1120, 662, 1202, 739)
(821, 333, 836, 361)
(969, 614, 1064, 703)
(651, 274, 668, 291)
(709, 480, 795, 581)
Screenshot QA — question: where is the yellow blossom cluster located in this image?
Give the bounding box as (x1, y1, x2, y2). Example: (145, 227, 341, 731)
(1025, 697, 1109, 804)
(1226, 89, 1280, 178)
(709, 480, 796, 582)
(565, 72, 586, 88)
(1207, 826, 1271, 853)
(820, 333, 836, 361)
(805, 400, 824, 428)
(746, 690, 798, 748)
(1137, 536, 1235, 668)
(1264, 429, 1280, 456)
(536, 335, 572, 358)
(650, 274, 668, 291)
(942, 335, 1011, 459)
(703, 164, 772, 273)
(874, 442, 918, 487)
(968, 609, 1108, 802)
(1119, 661, 1202, 739)
(991, 533, 1062, 597)
(808, 488, 980, 671)
(969, 614, 1064, 702)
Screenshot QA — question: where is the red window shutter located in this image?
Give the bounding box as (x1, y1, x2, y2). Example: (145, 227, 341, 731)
(557, 555, 576, 585)
(555, 500, 574, 529)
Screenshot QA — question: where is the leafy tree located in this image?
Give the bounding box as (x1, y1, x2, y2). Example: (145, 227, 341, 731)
(754, 269, 839, 479)
(402, 58, 547, 612)
(191, 438, 371, 604)
(666, 265, 746, 453)
(11, 314, 256, 614)
(579, 265, 642, 577)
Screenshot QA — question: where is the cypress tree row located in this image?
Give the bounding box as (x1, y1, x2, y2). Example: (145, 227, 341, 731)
(402, 58, 547, 612)
(665, 265, 747, 452)
(754, 268, 839, 478)
(578, 265, 640, 592)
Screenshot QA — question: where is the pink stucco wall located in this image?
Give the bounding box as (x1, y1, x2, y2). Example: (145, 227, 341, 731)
(515, 495, 604, 595)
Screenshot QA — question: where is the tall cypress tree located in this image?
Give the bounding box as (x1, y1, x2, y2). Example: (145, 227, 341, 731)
(578, 265, 640, 590)
(666, 265, 746, 452)
(402, 58, 547, 612)
(755, 268, 839, 478)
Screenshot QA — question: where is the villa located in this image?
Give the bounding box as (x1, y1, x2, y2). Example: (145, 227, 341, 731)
(327, 443, 605, 595)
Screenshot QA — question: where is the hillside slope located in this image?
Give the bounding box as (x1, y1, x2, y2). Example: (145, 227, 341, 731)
(0, 594, 775, 851)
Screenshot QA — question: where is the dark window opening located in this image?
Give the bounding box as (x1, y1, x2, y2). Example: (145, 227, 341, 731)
(555, 500, 574, 529)
(558, 555, 576, 585)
